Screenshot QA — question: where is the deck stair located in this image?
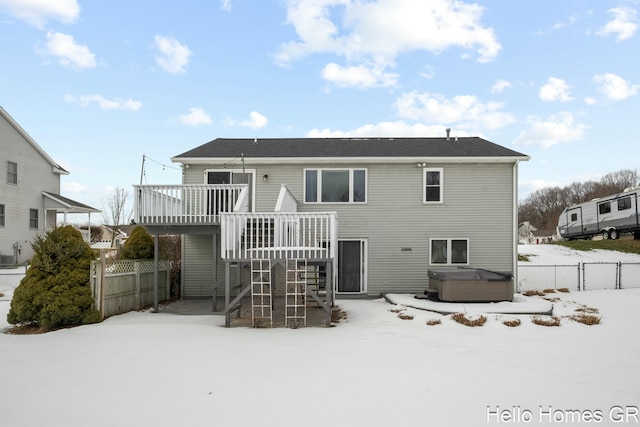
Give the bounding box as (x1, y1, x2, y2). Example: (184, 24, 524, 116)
(251, 259, 273, 327)
(285, 259, 307, 328)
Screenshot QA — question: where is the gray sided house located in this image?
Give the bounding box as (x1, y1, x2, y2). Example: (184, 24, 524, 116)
(134, 137, 529, 323)
(0, 107, 100, 265)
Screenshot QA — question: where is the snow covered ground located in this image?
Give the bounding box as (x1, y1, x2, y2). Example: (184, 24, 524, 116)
(1, 245, 640, 426)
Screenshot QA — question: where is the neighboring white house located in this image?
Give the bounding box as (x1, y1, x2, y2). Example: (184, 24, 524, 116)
(134, 136, 529, 324)
(0, 107, 100, 266)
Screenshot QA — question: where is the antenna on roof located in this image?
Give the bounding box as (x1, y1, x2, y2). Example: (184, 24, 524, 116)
(139, 154, 146, 185)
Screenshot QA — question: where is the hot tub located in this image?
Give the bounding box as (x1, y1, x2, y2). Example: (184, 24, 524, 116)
(427, 268, 514, 302)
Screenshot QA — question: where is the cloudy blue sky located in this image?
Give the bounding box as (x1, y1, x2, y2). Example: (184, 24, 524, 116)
(1, 0, 638, 221)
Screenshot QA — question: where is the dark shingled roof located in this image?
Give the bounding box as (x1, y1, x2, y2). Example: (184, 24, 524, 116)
(173, 137, 528, 160)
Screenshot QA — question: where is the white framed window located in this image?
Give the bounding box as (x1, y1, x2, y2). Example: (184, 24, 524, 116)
(7, 161, 17, 185)
(29, 208, 38, 230)
(0, 204, 5, 227)
(430, 238, 469, 265)
(423, 167, 443, 203)
(304, 168, 367, 203)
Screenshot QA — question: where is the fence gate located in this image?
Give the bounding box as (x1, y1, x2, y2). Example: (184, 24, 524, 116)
(582, 262, 618, 290)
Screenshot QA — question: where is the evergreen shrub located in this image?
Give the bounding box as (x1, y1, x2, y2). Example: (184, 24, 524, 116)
(120, 226, 154, 260)
(7, 226, 101, 330)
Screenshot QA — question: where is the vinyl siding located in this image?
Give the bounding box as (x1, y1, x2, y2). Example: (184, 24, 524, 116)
(182, 234, 216, 298)
(180, 160, 516, 297)
(0, 114, 62, 263)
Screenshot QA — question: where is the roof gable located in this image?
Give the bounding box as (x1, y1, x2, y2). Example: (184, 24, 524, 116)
(172, 137, 529, 162)
(0, 106, 68, 175)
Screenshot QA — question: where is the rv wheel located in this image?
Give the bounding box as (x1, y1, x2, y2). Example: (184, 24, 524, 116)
(602, 230, 609, 240)
(609, 229, 619, 240)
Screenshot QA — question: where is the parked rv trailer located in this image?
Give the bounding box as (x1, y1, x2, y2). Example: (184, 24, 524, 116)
(557, 186, 640, 240)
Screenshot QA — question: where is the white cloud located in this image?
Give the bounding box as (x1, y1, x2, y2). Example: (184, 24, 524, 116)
(154, 35, 192, 74)
(40, 32, 96, 70)
(594, 73, 639, 101)
(240, 111, 268, 129)
(539, 77, 572, 102)
(307, 121, 449, 138)
(513, 112, 587, 148)
(276, 0, 501, 87)
(519, 179, 563, 198)
(552, 15, 578, 31)
(178, 108, 212, 126)
(395, 91, 515, 131)
(597, 7, 638, 41)
(220, 0, 231, 12)
(321, 62, 398, 88)
(584, 96, 597, 105)
(491, 79, 511, 93)
(0, 0, 79, 28)
(64, 94, 142, 111)
(62, 181, 89, 194)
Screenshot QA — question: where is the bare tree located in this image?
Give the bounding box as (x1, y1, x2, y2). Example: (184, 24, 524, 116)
(519, 168, 639, 231)
(102, 187, 132, 243)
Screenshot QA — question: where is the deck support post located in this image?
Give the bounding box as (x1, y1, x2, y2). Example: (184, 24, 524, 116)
(225, 261, 230, 309)
(325, 261, 333, 325)
(153, 233, 159, 313)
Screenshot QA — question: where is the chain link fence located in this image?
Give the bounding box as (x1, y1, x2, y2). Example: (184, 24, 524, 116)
(518, 262, 640, 292)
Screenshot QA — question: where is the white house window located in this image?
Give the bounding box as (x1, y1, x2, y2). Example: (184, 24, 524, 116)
(304, 169, 367, 203)
(423, 168, 443, 203)
(0, 204, 5, 227)
(29, 208, 38, 229)
(7, 161, 17, 185)
(430, 238, 468, 265)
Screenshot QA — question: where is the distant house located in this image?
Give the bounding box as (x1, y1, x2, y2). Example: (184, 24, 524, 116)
(134, 136, 529, 324)
(90, 224, 138, 250)
(0, 107, 100, 265)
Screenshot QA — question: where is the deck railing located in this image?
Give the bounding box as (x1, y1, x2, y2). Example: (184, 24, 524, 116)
(134, 184, 248, 225)
(220, 212, 337, 260)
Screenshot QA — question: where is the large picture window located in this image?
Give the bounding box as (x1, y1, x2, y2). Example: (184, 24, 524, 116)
(304, 169, 367, 203)
(423, 168, 443, 203)
(430, 238, 468, 265)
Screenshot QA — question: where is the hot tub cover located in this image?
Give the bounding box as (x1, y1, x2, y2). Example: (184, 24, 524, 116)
(428, 268, 512, 281)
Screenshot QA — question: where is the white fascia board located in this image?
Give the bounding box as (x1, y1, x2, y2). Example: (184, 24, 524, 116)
(173, 155, 530, 165)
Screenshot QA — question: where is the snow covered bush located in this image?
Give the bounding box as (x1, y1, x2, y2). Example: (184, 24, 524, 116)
(7, 226, 101, 330)
(120, 226, 154, 260)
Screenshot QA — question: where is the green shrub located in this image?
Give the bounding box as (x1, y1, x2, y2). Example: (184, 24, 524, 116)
(120, 226, 154, 260)
(7, 226, 100, 330)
